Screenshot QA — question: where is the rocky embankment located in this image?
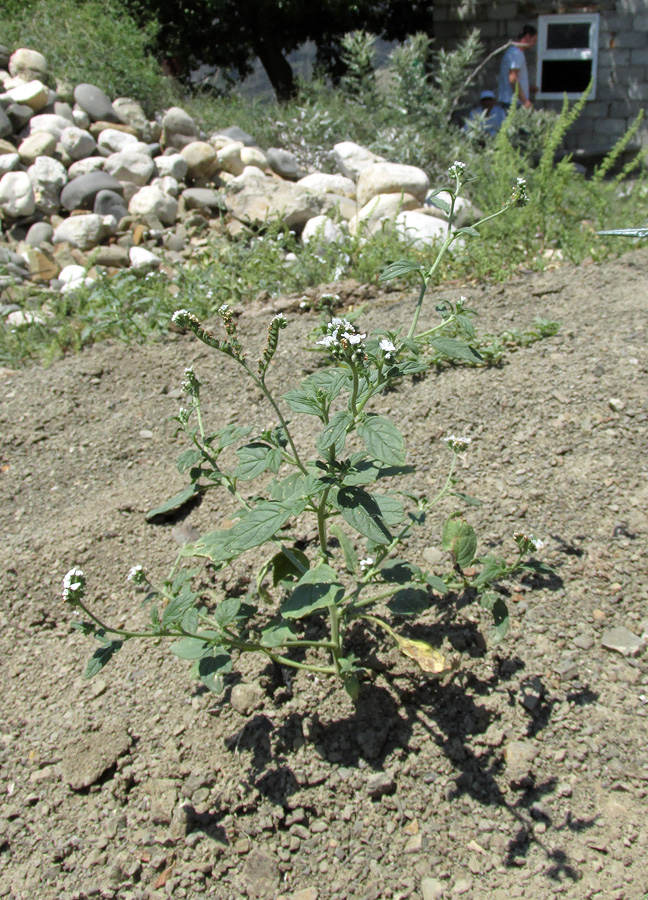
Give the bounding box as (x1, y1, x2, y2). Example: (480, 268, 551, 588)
(0, 46, 478, 319)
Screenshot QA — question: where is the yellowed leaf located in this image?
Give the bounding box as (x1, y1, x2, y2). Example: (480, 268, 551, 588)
(393, 634, 451, 675)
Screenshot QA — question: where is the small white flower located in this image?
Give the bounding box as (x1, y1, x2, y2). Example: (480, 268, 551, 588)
(62, 567, 85, 605)
(171, 308, 190, 323)
(514, 531, 545, 552)
(127, 565, 147, 587)
(316, 334, 338, 348)
(445, 434, 472, 453)
(218, 304, 229, 314)
(273, 313, 286, 321)
(359, 557, 374, 571)
(343, 332, 366, 345)
(379, 338, 396, 357)
(299, 299, 308, 309)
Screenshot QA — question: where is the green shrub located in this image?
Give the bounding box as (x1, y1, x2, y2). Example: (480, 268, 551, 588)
(0, 0, 178, 114)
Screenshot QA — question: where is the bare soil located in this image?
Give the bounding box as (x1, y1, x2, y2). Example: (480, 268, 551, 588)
(1, 250, 647, 900)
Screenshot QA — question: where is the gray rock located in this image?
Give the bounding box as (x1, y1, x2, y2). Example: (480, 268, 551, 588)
(18, 132, 57, 164)
(601, 626, 645, 657)
(225, 178, 320, 229)
(181, 187, 223, 211)
(154, 153, 188, 181)
(230, 682, 264, 715)
(129, 246, 160, 273)
(74, 83, 119, 124)
(97, 128, 138, 154)
(103, 150, 155, 186)
(60, 723, 131, 790)
(29, 113, 71, 141)
(0, 154, 20, 177)
(92, 244, 130, 268)
(504, 740, 539, 778)
(93, 189, 128, 221)
(219, 125, 257, 146)
(366, 772, 396, 798)
(162, 107, 198, 149)
(421, 877, 445, 900)
(0, 171, 36, 218)
(25, 221, 54, 248)
(112, 97, 150, 139)
(67, 157, 105, 179)
(0, 106, 11, 139)
(167, 802, 194, 842)
(239, 848, 280, 899)
(61, 171, 123, 210)
(6, 102, 34, 132)
(9, 48, 48, 81)
(53, 213, 115, 250)
(128, 185, 177, 225)
(266, 146, 304, 180)
(60, 126, 98, 161)
(144, 778, 178, 825)
(28, 156, 68, 214)
(53, 101, 75, 123)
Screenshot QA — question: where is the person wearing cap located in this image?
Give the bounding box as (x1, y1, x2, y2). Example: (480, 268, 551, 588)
(498, 25, 537, 109)
(465, 90, 507, 136)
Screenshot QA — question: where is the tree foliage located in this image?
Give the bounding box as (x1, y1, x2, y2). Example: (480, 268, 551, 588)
(126, 0, 434, 99)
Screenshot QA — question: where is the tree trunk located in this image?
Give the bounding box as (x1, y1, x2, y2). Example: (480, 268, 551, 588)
(254, 35, 296, 101)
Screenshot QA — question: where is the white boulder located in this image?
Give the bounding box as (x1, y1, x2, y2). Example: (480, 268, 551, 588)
(357, 163, 430, 208)
(302, 215, 345, 249)
(395, 211, 449, 250)
(129, 246, 161, 273)
(60, 126, 98, 160)
(104, 151, 156, 186)
(53, 214, 116, 250)
(128, 185, 178, 225)
(298, 173, 356, 199)
(0, 171, 36, 218)
(28, 156, 68, 214)
(98, 128, 138, 154)
(333, 141, 385, 181)
(154, 154, 188, 181)
(5, 80, 49, 112)
(349, 192, 419, 236)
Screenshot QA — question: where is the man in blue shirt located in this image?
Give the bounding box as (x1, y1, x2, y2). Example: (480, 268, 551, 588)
(498, 25, 537, 109)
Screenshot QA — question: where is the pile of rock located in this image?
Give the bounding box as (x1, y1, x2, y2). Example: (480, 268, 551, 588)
(0, 45, 469, 303)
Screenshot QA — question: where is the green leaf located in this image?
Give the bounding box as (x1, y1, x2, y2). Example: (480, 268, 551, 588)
(217, 424, 253, 449)
(424, 573, 448, 595)
(270, 548, 310, 587)
(162, 584, 197, 626)
(334, 487, 395, 545)
(308, 367, 350, 400)
(145, 482, 201, 521)
(260, 619, 297, 647)
(442, 516, 477, 569)
(343, 673, 360, 701)
(182, 607, 199, 633)
(387, 359, 428, 377)
(455, 225, 480, 237)
(480, 593, 509, 646)
(197, 652, 232, 692)
(387, 588, 429, 616)
(426, 196, 451, 214)
(429, 337, 483, 364)
(170, 636, 212, 660)
(474, 554, 508, 586)
(455, 314, 475, 338)
(342, 459, 415, 486)
(379, 260, 423, 281)
(450, 490, 482, 507)
(380, 559, 421, 584)
(177, 448, 204, 474)
(214, 596, 242, 627)
(191, 501, 298, 561)
(234, 442, 281, 481)
(283, 384, 325, 418)
(84, 639, 122, 679)
(317, 410, 353, 458)
(330, 523, 358, 574)
(280, 564, 345, 619)
(184, 527, 235, 563)
(358, 415, 406, 466)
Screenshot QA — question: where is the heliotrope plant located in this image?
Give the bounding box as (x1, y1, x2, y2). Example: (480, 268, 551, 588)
(64, 164, 549, 699)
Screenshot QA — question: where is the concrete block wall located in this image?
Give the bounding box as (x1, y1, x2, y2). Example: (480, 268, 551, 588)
(433, 0, 648, 152)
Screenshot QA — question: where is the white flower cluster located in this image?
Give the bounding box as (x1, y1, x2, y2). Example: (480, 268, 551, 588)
(316, 317, 367, 361)
(273, 313, 286, 322)
(171, 308, 191, 323)
(514, 532, 545, 552)
(379, 338, 396, 360)
(359, 557, 374, 571)
(445, 434, 472, 453)
(127, 564, 147, 588)
(448, 160, 466, 180)
(62, 567, 85, 605)
(181, 365, 199, 396)
(218, 304, 229, 315)
(511, 177, 529, 206)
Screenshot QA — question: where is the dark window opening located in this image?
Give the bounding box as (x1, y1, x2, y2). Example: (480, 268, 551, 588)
(546, 23, 591, 50)
(540, 60, 592, 94)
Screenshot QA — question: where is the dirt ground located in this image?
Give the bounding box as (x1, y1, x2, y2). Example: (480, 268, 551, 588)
(1, 248, 647, 900)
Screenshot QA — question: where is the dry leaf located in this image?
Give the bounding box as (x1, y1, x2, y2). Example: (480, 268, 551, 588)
(394, 634, 451, 675)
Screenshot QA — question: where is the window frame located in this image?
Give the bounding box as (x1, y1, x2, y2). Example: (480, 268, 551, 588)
(535, 13, 600, 101)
